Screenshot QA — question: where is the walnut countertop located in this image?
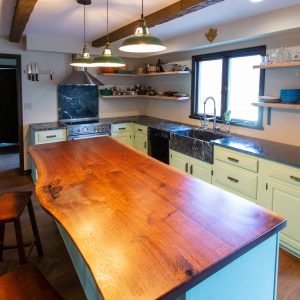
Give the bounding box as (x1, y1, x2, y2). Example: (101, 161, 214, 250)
(29, 137, 286, 300)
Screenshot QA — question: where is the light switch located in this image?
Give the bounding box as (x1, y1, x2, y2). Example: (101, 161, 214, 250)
(24, 102, 32, 110)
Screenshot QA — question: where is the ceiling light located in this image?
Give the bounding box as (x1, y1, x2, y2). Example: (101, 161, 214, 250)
(249, 0, 264, 2)
(92, 0, 125, 67)
(119, 0, 166, 53)
(71, 4, 93, 67)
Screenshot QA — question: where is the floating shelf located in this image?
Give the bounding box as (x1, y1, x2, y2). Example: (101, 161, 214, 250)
(252, 102, 300, 125)
(100, 95, 190, 101)
(99, 71, 191, 77)
(253, 61, 300, 69)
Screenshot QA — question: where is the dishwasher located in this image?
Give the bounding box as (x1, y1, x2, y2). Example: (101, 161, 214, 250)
(148, 128, 170, 164)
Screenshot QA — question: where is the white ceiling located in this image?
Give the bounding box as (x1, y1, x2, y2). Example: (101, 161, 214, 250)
(1, 0, 300, 45)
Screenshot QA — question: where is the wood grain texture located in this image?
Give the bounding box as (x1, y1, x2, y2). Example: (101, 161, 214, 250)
(9, 0, 38, 42)
(92, 0, 224, 47)
(29, 137, 286, 300)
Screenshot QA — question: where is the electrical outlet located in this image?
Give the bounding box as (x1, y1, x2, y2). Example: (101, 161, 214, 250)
(24, 102, 32, 110)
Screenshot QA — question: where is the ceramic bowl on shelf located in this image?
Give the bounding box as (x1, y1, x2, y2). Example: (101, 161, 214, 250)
(280, 89, 300, 104)
(161, 64, 177, 72)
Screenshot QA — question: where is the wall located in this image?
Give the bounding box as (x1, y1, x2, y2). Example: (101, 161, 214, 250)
(142, 30, 300, 147)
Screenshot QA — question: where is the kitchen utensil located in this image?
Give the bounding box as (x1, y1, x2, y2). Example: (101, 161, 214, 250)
(34, 63, 39, 81)
(31, 63, 35, 81)
(27, 64, 31, 80)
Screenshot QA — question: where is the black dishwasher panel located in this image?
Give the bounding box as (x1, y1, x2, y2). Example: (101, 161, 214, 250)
(148, 128, 170, 164)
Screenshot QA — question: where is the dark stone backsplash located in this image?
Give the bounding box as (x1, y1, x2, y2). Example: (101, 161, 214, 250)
(58, 86, 98, 120)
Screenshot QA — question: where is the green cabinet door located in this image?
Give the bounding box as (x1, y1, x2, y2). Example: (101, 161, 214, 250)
(134, 132, 147, 154)
(169, 150, 189, 173)
(112, 132, 132, 147)
(267, 178, 300, 257)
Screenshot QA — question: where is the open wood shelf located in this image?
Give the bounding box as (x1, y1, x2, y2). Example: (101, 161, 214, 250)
(100, 95, 190, 101)
(99, 71, 191, 77)
(253, 61, 300, 69)
(252, 102, 300, 125)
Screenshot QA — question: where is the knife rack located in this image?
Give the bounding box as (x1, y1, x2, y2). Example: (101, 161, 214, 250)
(24, 68, 54, 81)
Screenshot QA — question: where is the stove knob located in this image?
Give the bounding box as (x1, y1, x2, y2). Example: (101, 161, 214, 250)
(82, 127, 88, 133)
(94, 127, 98, 133)
(77, 129, 80, 133)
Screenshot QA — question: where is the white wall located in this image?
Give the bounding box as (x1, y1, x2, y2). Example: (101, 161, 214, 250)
(142, 30, 300, 147)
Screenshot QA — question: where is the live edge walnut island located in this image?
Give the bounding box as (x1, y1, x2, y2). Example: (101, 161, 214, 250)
(29, 137, 286, 300)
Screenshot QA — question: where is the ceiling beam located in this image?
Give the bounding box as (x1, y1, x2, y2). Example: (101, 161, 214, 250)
(9, 0, 38, 42)
(92, 0, 224, 48)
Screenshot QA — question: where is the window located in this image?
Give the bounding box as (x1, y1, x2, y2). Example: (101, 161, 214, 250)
(191, 46, 266, 129)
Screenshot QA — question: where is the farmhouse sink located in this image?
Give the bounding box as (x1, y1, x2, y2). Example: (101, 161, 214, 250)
(169, 129, 229, 164)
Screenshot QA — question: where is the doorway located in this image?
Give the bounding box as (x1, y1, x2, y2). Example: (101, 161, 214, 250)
(0, 54, 24, 172)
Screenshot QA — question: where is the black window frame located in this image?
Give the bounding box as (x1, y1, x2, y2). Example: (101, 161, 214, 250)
(190, 46, 266, 130)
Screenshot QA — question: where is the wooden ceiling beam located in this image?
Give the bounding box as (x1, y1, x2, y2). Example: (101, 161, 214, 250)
(92, 0, 224, 48)
(9, 0, 38, 43)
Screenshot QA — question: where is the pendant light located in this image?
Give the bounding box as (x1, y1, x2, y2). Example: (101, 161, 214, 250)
(71, 4, 93, 67)
(119, 0, 166, 53)
(92, 0, 125, 67)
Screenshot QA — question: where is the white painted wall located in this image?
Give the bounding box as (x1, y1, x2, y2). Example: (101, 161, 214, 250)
(142, 30, 300, 147)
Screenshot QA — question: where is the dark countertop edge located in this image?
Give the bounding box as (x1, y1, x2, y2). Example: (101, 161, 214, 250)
(30, 122, 67, 131)
(213, 139, 300, 169)
(161, 219, 287, 300)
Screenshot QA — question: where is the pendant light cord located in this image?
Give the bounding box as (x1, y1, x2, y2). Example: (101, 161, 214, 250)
(83, 4, 86, 47)
(141, 0, 144, 18)
(106, 0, 109, 43)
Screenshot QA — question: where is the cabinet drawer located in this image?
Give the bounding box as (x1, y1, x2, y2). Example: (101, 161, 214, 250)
(266, 161, 300, 188)
(214, 147, 258, 173)
(36, 129, 66, 143)
(111, 123, 132, 133)
(213, 161, 258, 199)
(134, 124, 148, 135)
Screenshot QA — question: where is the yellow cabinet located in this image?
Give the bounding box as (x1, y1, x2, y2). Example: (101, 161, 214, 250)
(133, 124, 148, 154)
(111, 123, 133, 147)
(169, 149, 212, 184)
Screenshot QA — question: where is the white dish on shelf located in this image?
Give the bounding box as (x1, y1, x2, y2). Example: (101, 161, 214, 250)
(259, 96, 280, 103)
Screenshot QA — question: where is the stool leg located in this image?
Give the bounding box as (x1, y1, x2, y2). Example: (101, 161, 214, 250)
(14, 218, 26, 265)
(27, 199, 43, 257)
(0, 223, 5, 261)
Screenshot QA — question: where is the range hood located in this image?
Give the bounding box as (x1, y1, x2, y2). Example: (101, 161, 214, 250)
(59, 67, 103, 86)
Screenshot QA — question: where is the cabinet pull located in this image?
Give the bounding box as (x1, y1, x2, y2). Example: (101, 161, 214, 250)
(144, 141, 146, 149)
(185, 162, 188, 173)
(190, 164, 193, 175)
(138, 128, 143, 132)
(118, 127, 126, 130)
(266, 183, 268, 190)
(227, 157, 239, 163)
(227, 176, 239, 183)
(46, 135, 56, 138)
(290, 175, 300, 182)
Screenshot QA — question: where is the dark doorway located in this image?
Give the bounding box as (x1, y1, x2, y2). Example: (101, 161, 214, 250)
(0, 54, 23, 172)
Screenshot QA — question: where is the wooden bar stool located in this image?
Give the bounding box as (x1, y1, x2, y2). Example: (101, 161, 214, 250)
(0, 191, 43, 264)
(0, 263, 63, 300)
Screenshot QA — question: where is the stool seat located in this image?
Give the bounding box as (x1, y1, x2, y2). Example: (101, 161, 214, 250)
(0, 263, 63, 300)
(0, 191, 43, 264)
(0, 192, 32, 222)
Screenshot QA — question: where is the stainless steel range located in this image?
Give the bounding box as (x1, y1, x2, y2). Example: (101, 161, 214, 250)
(61, 119, 111, 140)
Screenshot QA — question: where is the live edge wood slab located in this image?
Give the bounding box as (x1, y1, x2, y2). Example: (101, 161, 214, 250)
(29, 137, 286, 300)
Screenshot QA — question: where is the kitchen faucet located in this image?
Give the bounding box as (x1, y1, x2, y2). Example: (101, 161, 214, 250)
(202, 96, 217, 132)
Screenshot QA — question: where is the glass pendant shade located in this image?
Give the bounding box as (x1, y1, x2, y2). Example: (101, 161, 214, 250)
(92, 43, 125, 67)
(119, 17, 166, 53)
